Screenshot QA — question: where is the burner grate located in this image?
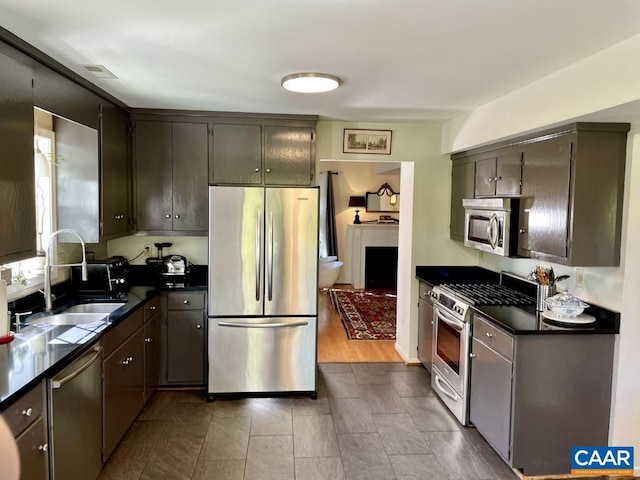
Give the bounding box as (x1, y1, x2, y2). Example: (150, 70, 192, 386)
(440, 283, 534, 307)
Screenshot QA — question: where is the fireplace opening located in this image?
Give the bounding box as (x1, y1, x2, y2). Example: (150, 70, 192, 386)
(365, 246, 398, 289)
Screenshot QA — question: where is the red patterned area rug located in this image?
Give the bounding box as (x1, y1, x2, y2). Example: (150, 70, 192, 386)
(328, 288, 397, 340)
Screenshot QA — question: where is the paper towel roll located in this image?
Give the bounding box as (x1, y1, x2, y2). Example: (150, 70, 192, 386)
(0, 280, 8, 337)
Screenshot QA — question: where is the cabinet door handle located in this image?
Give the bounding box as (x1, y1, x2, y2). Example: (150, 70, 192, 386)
(519, 228, 526, 234)
(183, 300, 189, 305)
(254, 168, 260, 172)
(22, 408, 33, 417)
(175, 214, 180, 219)
(165, 214, 171, 218)
(470, 353, 476, 358)
(495, 176, 502, 181)
(145, 337, 151, 343)
(266, 168, 271, 173)
(486, 332, 494, 338)
(38, 444, 48, 453)
(196, 324, 202, 329)
(149, 305, 156, 310)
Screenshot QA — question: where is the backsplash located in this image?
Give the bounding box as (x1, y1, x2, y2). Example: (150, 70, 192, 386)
(107, 236, 208, 265)
(479, 254, 622, 311)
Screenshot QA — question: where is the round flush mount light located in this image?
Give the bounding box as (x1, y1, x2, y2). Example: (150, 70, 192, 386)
(281, 73, 341, 93)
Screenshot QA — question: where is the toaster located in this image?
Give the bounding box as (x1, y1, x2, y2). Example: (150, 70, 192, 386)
(72, 256, 130, 295)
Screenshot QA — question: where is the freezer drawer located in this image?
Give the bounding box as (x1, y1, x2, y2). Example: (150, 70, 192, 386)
(208, 316, 317, 395)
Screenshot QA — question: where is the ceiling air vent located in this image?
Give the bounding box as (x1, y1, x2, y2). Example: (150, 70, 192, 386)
(83, 65, 117, 79)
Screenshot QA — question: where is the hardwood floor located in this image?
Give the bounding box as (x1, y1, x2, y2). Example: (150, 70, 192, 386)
(317, 286, 402, 363)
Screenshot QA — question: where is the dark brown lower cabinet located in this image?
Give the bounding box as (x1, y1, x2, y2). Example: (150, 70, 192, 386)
(102, 328, 144, 461)
(143, 313, 161, 403)
(15, 416, 48, 480)
(167, 310, 205, 384)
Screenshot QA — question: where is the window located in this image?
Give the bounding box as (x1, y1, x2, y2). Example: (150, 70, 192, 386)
(0, 127, 57, 300)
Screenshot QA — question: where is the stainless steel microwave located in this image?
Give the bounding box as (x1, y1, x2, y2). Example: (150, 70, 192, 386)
(463, 198, 519, 256)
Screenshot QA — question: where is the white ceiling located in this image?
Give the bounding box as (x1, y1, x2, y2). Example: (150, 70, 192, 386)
(1, 0, 640, 123)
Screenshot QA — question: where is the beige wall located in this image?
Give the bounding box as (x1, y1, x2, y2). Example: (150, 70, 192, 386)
(317, 120, 477, 362)
(108, 235, 208, 265)
(442, 33, 640, 154)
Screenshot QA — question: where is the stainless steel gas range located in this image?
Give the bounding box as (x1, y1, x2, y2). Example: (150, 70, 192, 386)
(431, 283, 534, 425)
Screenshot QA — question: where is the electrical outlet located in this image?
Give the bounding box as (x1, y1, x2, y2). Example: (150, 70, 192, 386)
(575, 268, 585, 288)
(144, 244, 152, 257)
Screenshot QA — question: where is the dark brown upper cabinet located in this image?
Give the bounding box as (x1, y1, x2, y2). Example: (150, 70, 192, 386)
(134, 120, 208, 233)
(518, 142, 571, 260)
(449, 158, 476, 241)
(474, 152, 522, 197)
(518, 126, 628, 266)
(100, 103, 131, 239)
(0, 43, 36, 264)
(210, 118, 316, 186)
(451, 122, 629, 266)
(33, 62, 101, 130)
(210, 123, 262, 185)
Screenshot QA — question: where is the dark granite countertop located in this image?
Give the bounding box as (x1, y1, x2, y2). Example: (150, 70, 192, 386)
(473, 304, 620, 335)
(0, 286, 158, 409)
(415, 265, 620, 336)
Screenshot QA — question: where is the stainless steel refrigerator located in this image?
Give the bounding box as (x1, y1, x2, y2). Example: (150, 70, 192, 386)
(207, 186, 319, 399)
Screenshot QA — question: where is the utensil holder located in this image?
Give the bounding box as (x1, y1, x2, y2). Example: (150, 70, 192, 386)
(536, 284, 556, 311)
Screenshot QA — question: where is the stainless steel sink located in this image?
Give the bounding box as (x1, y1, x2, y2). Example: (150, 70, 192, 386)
(63, 303, 126, 314)
(27, 313, 110, 326)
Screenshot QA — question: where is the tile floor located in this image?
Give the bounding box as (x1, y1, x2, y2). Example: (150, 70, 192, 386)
(99, 363, 520, 480)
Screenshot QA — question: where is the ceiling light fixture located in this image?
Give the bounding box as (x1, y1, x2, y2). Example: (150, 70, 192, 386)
(281, 73, 341, 93)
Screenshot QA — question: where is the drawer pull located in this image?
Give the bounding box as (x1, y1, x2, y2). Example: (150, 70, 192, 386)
(165, 214, 171, 218)
(486, 332, 494, 338)
(149, 305, 156, 311)
(469, 353, 476, 358)
(145, 337, 151, 343)
(38, 444, 48, 453)
(22, 408, 33, 417)
(196, 324, 202, 329)
(183, 300, 189, 305)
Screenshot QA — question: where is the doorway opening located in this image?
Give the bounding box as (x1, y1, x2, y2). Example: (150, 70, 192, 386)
(317, 159, 413, 363)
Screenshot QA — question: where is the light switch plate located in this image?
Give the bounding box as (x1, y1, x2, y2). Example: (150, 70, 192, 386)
(575, 268, 585, 288)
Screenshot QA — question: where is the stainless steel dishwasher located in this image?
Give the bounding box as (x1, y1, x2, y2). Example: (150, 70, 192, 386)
(48, 344, 103, 480)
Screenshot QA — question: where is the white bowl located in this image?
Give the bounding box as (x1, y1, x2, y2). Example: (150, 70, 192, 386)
(545, 292, 589, 317)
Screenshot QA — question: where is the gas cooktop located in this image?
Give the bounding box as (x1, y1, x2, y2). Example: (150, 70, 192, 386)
(438, 283, 535, 307)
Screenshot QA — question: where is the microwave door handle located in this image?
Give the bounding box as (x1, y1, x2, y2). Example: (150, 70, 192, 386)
(487, 214, 499, 249)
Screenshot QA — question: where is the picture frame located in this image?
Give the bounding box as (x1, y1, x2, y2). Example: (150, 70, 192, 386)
(343, 129, 392, 155)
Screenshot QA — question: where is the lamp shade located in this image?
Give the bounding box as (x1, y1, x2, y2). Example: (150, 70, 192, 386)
(348, 196, 366, 208)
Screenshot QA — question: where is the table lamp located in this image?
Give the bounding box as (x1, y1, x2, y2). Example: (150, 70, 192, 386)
(348, 196, 366, 224)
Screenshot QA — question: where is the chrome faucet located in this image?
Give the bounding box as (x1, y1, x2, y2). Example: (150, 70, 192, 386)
(44, 229, 88, 312)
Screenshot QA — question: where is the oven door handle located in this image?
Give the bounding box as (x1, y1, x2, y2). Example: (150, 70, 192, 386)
(434, 306, 464, 332)
(434, 374, 460, 402)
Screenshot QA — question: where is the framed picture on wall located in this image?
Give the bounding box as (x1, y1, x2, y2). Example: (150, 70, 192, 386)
(343, 129, 392, 155)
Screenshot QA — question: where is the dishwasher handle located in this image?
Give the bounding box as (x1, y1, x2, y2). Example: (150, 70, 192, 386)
(52, 346, 103, 389)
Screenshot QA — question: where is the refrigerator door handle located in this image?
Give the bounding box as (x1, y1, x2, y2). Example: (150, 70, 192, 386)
(255, 209, 262, 301)
(268, 211, 274, 301)
(217, 320, 309, 329)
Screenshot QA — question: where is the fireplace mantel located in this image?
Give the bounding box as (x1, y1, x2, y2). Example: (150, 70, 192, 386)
(346, 224, 399, 289)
